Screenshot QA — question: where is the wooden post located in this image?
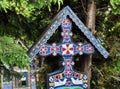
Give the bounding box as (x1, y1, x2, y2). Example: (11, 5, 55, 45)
(82, 0, 96, 89)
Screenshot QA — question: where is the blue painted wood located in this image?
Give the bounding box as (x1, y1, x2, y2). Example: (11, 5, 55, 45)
(31, 83, 36, 89)
(45, 18, 92, 89)
(28, 6, 109, 89)
(28, 6, 109, 60)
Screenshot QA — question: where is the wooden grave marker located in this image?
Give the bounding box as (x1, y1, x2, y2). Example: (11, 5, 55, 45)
(28, 6, 109, 89)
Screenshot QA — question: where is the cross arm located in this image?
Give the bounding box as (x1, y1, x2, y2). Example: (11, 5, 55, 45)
(39, 44, 61, 56)
(74, 43, 94, 55)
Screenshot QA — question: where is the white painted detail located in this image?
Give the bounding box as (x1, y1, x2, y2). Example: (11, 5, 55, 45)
(83, 84, 88, 88)
(79, 51, 83, 55)
(78, 43, 83, 46)
(54, 78, 67, 87)
(83, 75, 87, 80)
(53, 52, 57, 56)
(62, 62, 65, 66)
(50, 87, 54, 89)
(71, 77, 83, 85)
(31, 78, 35, 82)
(49, 77, 54, 82)
(71, 62, 75, 65)
(61, 32, 64, 36)
(70, 32, 73, 36)
(52, 43, 56, 46)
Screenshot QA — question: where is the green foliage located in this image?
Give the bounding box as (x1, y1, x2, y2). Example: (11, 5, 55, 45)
(92, 54, 120, 88)
(0, 0, 63, 18)
(94, 1, 120, 88)
(0, 36, 30, 68)
(110, 0, 120, 14)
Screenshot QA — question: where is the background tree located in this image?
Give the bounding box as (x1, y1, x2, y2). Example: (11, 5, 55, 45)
(0, 0, 120, 89)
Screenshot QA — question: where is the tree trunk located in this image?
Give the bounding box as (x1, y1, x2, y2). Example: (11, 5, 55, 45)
(86, 0, 96, 33)
(82, 0, 96, 89)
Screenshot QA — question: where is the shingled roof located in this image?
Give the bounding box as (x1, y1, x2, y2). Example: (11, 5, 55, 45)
(28, 6, 109, 60)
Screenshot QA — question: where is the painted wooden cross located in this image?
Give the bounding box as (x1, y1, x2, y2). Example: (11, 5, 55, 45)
(28, 6, 109, 89)
(39, 18, 94, 89)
